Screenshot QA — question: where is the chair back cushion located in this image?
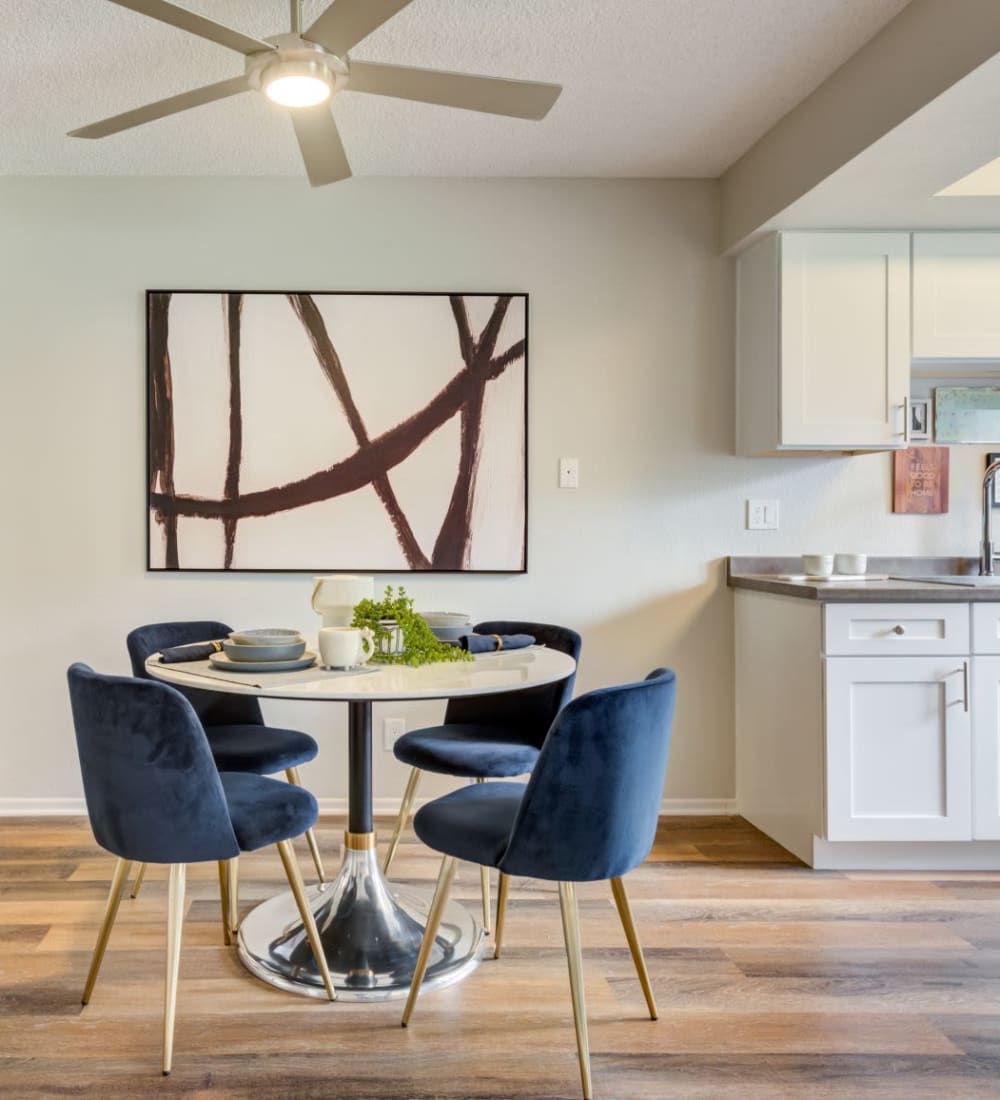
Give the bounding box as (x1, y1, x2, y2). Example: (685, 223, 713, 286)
(127, 620, 264, 727)
(499, 668, 676, 882)
(443, 621, 582, 748)
(67, 663, 240, 864)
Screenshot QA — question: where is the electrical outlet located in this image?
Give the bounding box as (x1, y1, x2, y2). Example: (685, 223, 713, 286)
(558, 457, 579, 488)
(382, 717, 405, 751)
(747, 499, 779, 530)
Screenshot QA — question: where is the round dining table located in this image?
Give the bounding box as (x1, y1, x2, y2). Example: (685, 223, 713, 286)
(147, 644, 577, 1002)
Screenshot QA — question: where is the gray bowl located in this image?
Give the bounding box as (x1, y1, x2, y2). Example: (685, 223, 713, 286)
(229, 628, 303, 646)
(421, 611, 471, 629)
(430, 625, 469, 643)
(222, 639, 307, 662)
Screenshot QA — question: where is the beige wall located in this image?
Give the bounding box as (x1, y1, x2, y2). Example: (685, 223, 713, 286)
(0, 176, 993, 813)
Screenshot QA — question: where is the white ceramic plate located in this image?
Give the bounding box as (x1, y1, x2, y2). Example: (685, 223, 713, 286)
(209, 651, 317, 673)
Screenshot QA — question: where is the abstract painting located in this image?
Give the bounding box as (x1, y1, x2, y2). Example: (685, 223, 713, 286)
(147, 291, 527, 572)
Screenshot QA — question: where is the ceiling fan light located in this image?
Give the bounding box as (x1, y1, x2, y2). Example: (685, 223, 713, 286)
(263, 61, 333, 108)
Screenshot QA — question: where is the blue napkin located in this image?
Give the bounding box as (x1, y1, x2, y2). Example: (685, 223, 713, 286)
(459, 633, 535, 654)
(158, 641, 223, 663)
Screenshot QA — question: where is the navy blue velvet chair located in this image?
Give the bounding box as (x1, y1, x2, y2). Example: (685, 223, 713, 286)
(383, 620, 581, 931)
(67, 663, 335, 1076)
(127, 621, 326, 913)
(400, 669, 677, 1100)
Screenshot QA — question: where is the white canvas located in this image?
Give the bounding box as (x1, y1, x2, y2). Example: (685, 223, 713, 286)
(147, 291, 527, 572)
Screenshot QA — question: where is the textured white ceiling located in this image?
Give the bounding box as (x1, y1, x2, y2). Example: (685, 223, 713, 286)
(0, 0, 910, 180)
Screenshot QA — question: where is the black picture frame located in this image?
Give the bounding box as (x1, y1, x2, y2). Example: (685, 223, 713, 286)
(146, 288, 530, 580)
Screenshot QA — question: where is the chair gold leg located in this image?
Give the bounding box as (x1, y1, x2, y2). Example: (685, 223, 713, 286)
(558, 882, 593, 1100)
(401, 854, 457, 1027)
(217, 860, 231, 946)
(227, 856, 240, 937)
(129, 862, 147, 899)
(81, 857, 132, 1005)
(479, 865, 492, 934)
(493, 872, 510, 959)
(474, 778, 491, 933)
(384, 767, 422, 874)
(610, 876, 658, 1020)
(162, 863, 186, 1076)
(276, 839, 336, 1001)
(286, 768, 327, 884)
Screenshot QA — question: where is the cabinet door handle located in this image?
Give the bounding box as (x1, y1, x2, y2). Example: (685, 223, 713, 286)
(963, 660, 970, 713)
(899, 397, 911, 442)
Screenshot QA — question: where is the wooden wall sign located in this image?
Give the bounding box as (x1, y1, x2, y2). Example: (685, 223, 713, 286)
(893, 447, 949, 514)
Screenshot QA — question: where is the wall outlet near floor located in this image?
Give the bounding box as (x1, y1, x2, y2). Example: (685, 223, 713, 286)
(747, 499, 779, 530)
(382, 717, 406, 751)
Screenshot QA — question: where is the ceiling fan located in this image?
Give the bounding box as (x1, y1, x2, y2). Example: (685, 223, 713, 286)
(69, 0, 562, 186)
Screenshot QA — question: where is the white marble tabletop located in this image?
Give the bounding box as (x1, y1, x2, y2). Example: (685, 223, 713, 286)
(145, 645, 577, 702)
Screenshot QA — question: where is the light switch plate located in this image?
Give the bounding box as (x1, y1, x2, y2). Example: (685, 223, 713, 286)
(559, 457, 579, 488)
(747, 499, 779, 530)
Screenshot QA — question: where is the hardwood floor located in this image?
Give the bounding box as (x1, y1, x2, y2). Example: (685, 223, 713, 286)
(2, 815, 1000, 1098)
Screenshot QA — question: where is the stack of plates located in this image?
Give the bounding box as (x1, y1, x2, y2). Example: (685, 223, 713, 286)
(210, 628, 316, 672)
(420, 611, 472, 645)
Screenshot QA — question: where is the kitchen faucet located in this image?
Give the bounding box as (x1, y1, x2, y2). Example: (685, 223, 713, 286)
(982, 459, 1000, 575)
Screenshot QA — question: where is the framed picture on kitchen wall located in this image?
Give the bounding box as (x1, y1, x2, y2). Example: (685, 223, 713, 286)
(146, 291, 528, 573)
(909, 398, 930, 441)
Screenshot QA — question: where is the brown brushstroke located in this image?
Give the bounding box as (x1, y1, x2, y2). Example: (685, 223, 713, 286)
(431, 295, 512, 569)
(150, 338, 523, 522)
(222, 294, 244, 569)
(148, 292, 178, 568)
(287, 294, 431, 570)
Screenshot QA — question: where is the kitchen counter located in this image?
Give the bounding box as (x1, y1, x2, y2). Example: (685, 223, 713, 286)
(733, 554, 1000, 870)
(727, 556, 1000, 602)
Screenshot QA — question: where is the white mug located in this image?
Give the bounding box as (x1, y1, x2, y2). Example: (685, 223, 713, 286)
(319, 627, 375, 670)
(802, 554, 834, 577)
(834, 553, 867, 575)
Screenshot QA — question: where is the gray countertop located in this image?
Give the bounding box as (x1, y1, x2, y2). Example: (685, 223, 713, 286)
(727, 557, 1000, 602)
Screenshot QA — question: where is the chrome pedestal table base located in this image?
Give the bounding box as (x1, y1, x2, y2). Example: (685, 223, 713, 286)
(237, 698, 483, 1000)
(238, 834, 483, 1001)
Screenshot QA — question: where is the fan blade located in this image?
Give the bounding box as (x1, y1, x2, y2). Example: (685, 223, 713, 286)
(304, 0, 414, 56)
(108, 0, 276, 56)
(347, 63, 561, 120)
(291, 106, 352, 187)
(68, 76, 250, 138)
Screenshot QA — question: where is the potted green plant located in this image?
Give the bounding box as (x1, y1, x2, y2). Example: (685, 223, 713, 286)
(351, 586, 472, 667)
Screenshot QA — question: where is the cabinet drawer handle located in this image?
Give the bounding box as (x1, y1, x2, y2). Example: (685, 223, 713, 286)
(892, 625, 906, 635)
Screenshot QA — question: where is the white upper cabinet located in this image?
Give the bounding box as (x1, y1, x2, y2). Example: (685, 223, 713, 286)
(912, 233, 1000, 359)
(737, 232, 911, 455)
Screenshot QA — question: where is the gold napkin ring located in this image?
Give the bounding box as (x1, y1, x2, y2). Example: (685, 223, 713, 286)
(211, 641, 223, 653)
(492, 634, 503, 651)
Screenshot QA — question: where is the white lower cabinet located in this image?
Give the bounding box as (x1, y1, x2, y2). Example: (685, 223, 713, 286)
(825, 656, 972, 841)
(735, 592, 1000, 867)
(973, 656, 1000, 838)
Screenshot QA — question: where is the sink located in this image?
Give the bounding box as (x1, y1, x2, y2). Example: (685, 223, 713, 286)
(893, 574, 1000, 587)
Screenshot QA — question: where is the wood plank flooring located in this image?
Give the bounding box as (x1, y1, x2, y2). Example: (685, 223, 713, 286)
(2, 816, 1000, 1098)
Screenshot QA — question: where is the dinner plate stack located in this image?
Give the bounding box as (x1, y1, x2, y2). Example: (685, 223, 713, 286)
(420, 611, 472, 645)
(210, 628, 316, 672)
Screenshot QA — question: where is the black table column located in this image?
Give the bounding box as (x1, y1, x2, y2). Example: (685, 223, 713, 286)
(347, 700, 373, 834)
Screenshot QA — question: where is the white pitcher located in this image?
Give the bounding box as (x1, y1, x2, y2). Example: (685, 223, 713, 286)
(310, 575, 374, 627)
